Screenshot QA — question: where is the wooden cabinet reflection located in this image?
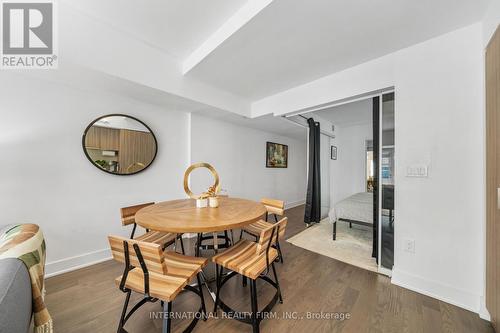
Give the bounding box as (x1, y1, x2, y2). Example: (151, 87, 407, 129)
(84, 126, 155, 174)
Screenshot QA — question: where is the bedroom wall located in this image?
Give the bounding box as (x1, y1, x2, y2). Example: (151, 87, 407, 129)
(251, 23, 486, 316)
(330, 123, 372, 207)
(320, 133, 331, 217)
(190, 114, 307, 207)
(0, 72, 191, 276)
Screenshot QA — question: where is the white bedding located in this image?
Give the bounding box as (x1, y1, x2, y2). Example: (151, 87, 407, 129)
(328, 192, 373, 224)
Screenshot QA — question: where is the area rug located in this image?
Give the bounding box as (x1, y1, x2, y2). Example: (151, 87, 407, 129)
(286, 218, 378, 273)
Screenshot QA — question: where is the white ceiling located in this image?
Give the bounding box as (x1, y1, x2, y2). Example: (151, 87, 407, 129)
(62, 0, 247, 59)
(61, 0, 488, 139)
(196, 111, 306, 141)
(312, 99, 373, 127)
(186, 0, 490, 99)
(310, 97, 394, 130)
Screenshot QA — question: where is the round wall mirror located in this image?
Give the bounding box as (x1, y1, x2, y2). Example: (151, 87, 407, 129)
(82, 114, 158, 175)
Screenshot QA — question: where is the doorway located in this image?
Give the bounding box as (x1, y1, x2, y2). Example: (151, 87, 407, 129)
(284, 90, 395, 274)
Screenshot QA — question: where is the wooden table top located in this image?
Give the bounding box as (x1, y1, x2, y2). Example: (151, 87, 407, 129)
(135, 197, 267, 233)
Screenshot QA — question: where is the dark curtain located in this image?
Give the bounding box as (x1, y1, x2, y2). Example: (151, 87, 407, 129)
(304, 118, 321, 225)
(372, 97, 380, 261)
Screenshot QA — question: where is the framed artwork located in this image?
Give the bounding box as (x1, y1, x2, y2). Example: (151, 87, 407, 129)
(266, 142, 288, 168)
(331, 146, 337, 160)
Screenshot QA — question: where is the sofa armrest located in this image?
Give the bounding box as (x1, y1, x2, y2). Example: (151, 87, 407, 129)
(0, 258, 32, 333)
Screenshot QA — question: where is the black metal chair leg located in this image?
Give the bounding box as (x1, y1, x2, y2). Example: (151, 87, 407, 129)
(213, 265, 222, 314)
(265, 212, 269, 222)
(117, 290, 131, 333)
(224, 230, 231, 247)
(271, 262, 283, 304)
(179, 235, 185, 255)
(197, 273, 207, 321)
(130, 223, 137, 239)
(242, 275, 247, 287)
(162, 301, 172, 333)
(276, 241, 284, 264)
(274, 214, 278, 223)
(349, 222, 352, 228)
(239, 229, 244, 241)
(250, 279, 260, 333)
(333, 221, 337, 240)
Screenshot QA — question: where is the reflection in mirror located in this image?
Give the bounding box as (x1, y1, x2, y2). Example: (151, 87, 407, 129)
(381, 92, 395, 270)
(82, 115, 157, 175)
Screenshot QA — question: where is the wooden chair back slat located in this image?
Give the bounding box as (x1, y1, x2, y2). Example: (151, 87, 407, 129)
(256, 217, 288, 255)
(108, 235, 167, 274)
(261, 198, 285, 217)
(120, 202, 154, 226)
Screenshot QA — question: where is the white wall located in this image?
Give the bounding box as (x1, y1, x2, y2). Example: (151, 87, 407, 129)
(0, 73, 190, 276)
(330, 123, 372, 207)
(483, 0, 500, 46)
(251, 23, 485, 315)
(319, 133, 330, 217)
(190, 114, 307, 207)
(394, 23, 484, 315)
(0, 72, 307, 277)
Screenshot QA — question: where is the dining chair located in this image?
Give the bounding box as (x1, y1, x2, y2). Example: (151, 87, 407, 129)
(212, 217, 288, 333)
(120, 203, 185, 254)
(108, 235, 207, 333)
(240, 198, 285, 263)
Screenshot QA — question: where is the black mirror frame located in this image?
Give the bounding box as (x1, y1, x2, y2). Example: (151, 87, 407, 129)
(82, 113, 158, 176)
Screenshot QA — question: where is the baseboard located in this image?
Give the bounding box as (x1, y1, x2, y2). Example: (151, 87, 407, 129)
(391, 268, 480, 314)
(378, 266, 392, 277)
(45, 248, 112, 278)
(479, 296, 491, 321)
(285, 199, 305, 210)
(45, 234, 198, 278)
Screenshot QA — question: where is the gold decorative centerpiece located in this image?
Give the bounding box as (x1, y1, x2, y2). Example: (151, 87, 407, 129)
(183, 163, 220, 208)
(126, 162, 145, 173)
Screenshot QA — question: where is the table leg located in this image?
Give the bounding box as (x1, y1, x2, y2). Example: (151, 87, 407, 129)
(213, 232, 218, 253)
(195, 232, 231, 303)
(230, 229, 235, 245)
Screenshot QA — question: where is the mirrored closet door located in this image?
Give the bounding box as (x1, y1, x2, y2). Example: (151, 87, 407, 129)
(380, 93, 395, 270)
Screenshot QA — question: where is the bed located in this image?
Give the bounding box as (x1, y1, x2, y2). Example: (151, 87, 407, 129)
(328, 192, 373, 240)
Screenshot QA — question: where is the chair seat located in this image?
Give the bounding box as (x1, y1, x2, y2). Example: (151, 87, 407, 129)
(115, 251, 207, 301)
(134, 230, 177, 247)
(212, 240, 278, 280)
(242, 220, 274, 237)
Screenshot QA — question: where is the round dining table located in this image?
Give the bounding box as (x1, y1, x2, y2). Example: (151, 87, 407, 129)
(135, 197, 267, 300)
(135, 197, 266, 235)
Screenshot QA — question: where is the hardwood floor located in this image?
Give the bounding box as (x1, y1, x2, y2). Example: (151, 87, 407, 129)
(45, 205, 493, 333)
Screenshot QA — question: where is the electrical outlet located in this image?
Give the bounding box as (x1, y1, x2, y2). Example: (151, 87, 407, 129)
(404, 239, 415, 253)
(406, 164, 428, 177)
